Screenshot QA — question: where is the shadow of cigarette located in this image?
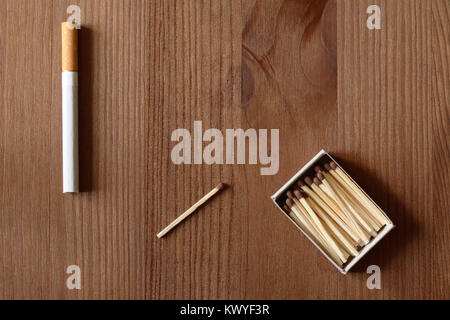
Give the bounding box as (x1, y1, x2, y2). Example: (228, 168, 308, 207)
(78, 26, 94, 192)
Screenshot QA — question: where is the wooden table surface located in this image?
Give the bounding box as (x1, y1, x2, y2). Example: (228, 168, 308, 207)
(0, 0, 448, 300)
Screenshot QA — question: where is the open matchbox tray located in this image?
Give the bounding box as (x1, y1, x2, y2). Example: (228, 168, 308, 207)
(271, 150, 395, 274)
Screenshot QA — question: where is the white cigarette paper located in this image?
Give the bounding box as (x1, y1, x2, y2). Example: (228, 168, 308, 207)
(61, 22, 79, 193)
(62, 71, 79, 193)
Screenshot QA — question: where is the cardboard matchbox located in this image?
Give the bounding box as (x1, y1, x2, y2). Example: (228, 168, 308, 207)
(271, 150, 395, 274)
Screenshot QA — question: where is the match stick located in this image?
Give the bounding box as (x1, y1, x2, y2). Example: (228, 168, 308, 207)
(286, 195, 322, 243)
(287, 191, 325, 242)
(290, 190, 349, 263)
(284, 203, 318, 244)
(61, 22, 79, 193)
(157, 183, 226, 238)
(329, 162, 390, 225)
(317, 171, 373, 241)
(285, 199, 343, 265)
(334, 184, 377, 237)
(284, 204, 310, 236)
(321, 170, 376, 235)
(317, 172, 371, 244)
(325, 169, 382, 231)
(309, 177, 367, 247)
(309, 176, 362, 233)
(321, 165, 380, 233)
(277, 158, 394, 268)
(285, 198, 329, 252)
(300, 178, 360, 243)
(305, 197, 359, 256)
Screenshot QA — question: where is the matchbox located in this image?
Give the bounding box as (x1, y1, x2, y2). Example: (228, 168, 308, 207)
(271, 150, 395, 274)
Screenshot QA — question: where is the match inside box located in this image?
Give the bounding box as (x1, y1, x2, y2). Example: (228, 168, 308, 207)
(271, 150, 395, 274)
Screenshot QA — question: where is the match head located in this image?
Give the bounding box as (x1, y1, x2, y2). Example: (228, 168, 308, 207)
(316, 172, 325, 181)
(286, 198, 295, 208)
(297, 180, 305, 187)
(313, 177, 322, 186)
(314, 165, 323, 173)
(293, 189, 304, 200)
(216, 183, 226, 191)
(282, 204, 290, 213)
(286, 190, 295, 199)
(329, 161, 338, 170)
(304, 177, 314, 187)
(323, 163, 331, 171)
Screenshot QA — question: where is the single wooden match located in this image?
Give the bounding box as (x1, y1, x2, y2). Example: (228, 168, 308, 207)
(157, 183, 226, 238)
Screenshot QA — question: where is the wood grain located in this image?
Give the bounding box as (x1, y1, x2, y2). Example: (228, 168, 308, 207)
(431, 0, 450, 299)
(0, 0, 448, 299)
(336, 0, 449, 299)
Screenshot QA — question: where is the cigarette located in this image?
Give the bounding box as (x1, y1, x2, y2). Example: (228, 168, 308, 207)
(61, 22, 79, 193)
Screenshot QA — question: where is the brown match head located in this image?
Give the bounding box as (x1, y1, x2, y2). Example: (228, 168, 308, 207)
(330, 161, 338, 170)
(314, 165, 323, 173)
(286, 190, 295, 199)
(282, 204, 290, 213)
(293, 189, 304, 200)
(304, 177, 313, 187)
(297, 180, 305, 187)
(316, 172, 325, 181)
(286, 198, 294, 208)
(216, 183, 226, 191)
(313, 177, 322, 186)
(323, 163, 331, 171)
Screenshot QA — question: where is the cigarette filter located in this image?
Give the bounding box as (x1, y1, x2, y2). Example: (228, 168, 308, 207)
(61, 22, 79, 193)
